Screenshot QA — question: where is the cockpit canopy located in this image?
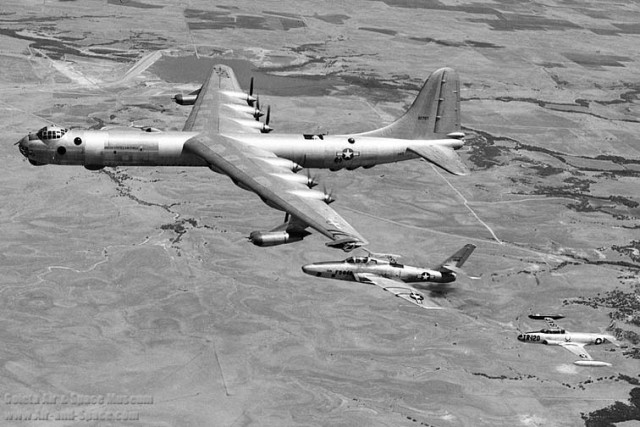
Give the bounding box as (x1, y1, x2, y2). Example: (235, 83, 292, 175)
(36, 126, 67, 141)
(345, 256, 375, 264)
(538, 329, 566, 334)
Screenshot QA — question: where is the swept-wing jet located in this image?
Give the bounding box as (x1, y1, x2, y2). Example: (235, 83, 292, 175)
(517, 315, 618, 367)
(17, 64, 467, 250)
(302, 244, 476, 310)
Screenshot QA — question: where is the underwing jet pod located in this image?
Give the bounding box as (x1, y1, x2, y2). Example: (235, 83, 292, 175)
(17, 64, 468, 250)
(172, 88, 200, 105)
(302, 244, 476, 310)
(517, 315, 618, 367)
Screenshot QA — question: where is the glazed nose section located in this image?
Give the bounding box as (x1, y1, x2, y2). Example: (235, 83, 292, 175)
(301, 264, 322, 276)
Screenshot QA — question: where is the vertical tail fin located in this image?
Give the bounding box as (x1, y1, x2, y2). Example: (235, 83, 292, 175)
(358, 68, 461, 140)
(436, 244, 476, 272)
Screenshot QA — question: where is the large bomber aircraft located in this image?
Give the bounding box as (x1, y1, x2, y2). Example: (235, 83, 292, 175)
(517, 314, 618, 367)
(302, 244, 476, 310)
(17, 64, 467, 251)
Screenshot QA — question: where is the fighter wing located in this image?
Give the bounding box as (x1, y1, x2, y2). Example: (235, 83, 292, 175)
(183, 135, 368, 250)
(355, 273, 443, 310)
(183, 64, 264, 134)
(407, 145, 469, 176)
(559, 342, 593, 361)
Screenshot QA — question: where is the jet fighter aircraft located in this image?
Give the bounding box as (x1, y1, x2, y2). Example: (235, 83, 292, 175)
(517, 315, 618, 367)
(302, 244, 476, 310)
(17, 64, 467, 251)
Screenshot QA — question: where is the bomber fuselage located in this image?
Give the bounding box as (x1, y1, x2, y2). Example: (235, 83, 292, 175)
(18, 126, 463, 171)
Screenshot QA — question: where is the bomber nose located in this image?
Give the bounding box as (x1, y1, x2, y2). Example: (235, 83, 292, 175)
(17, 135, 29, 158)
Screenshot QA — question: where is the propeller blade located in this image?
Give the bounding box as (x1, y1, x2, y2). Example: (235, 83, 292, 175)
(253, 96, 264, 120)
(321, 183, 335, 204)
(305, 170, 318, 188)
(260, 106, 273, 133)
(247, 77, 256, 106)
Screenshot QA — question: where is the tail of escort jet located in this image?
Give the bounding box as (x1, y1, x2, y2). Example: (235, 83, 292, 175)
(435, 244, 476, 275)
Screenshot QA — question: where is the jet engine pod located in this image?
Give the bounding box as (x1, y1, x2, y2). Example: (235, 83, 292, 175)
(173, 94, 198, 105)
(249, 231, 305, 247)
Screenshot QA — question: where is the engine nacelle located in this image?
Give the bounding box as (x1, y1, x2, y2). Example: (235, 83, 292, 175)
(289, 189, 334, 204)
(270, 173, 317, 188)
(255, 157, 302, 173)
(249, 231, 305, 247)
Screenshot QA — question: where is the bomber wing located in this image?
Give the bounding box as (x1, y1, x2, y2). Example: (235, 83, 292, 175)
(183, 64, 264, 134)
(559, 342, 593, 361)
(183, 136, 367, 250)
(355, 273, 443, 310)
(179, 64, 367, 250)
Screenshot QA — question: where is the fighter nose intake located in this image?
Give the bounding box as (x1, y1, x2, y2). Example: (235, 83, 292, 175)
(301, 264, 322, 276)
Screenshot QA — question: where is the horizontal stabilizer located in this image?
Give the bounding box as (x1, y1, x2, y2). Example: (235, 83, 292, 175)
(407, 145, 469, 175)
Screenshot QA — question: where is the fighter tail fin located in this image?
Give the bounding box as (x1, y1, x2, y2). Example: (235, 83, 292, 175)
(436, 244, 476, 273)
(358, 68, 461, 140)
